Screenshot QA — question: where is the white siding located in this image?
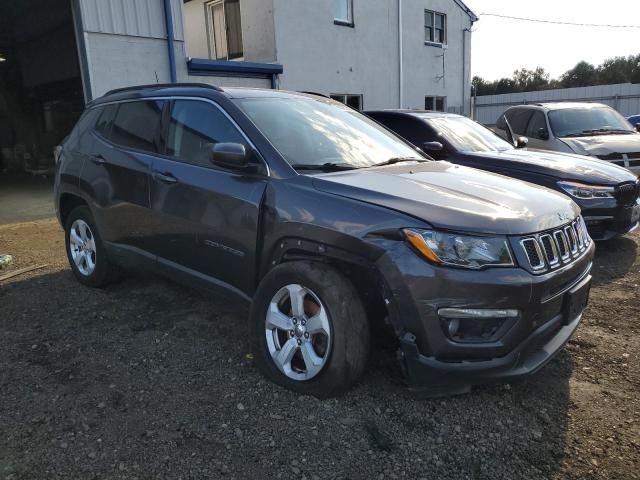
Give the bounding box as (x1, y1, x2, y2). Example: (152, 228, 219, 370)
(474, 83, 640, 126)
(79, 0, 184, 40)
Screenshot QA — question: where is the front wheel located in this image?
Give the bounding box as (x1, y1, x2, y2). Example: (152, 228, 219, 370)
(249, 261, 370, 398)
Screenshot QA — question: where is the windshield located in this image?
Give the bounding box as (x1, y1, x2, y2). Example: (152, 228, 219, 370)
(424, 116, 514, 153)
(235, 96, 423, 170)
(548, 107, 635, 138)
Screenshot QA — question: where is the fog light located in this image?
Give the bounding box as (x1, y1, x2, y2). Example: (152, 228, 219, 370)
(438, 308, 519, 343)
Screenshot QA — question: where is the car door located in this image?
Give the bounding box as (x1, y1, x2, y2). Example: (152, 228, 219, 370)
(149, 98, 268, 296)
(524, 110, 551, 150)
(80, 100, 164, 257)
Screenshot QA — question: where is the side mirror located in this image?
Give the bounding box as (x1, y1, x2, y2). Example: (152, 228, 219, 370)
(538, 128, 550, 140)
(210, 142, 250, 170)
(515, 136, 528, 149)
(422, 141, 444, 152)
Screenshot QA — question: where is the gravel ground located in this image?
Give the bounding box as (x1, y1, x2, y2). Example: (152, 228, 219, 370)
(1, 219, 638, 480)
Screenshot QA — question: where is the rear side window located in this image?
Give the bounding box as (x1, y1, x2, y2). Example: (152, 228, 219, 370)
(95, 105, 118, 138)
(108, 100, 165, 153)
(505, 108, 534, 135)
(166, 100, 245, 166)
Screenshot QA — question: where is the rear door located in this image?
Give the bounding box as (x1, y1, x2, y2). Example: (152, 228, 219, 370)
(81, 99, 165, 256)
(149, 98, 268, 296)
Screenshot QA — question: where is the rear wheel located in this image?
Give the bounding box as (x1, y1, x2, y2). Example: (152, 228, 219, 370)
(250, 261, 370, 398)
(64, 206, 118, 287)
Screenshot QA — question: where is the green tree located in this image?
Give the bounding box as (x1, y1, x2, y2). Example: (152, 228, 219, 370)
(560, 61, 598, 88)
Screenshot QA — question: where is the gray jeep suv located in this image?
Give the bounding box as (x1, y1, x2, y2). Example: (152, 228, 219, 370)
(54, 84, 594, 397)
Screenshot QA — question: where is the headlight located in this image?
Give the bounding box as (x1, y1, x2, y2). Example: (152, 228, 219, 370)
(557, 181, 614, 199)
(403, 229, 514, 269)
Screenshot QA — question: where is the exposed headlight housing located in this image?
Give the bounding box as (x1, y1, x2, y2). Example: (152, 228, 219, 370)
(557, 181, 614, 199)
(403, 229, 514, 269)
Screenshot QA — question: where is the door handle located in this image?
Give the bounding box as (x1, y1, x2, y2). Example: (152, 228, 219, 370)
(90, 154, 105, 165)
(152, 171, 178, 184)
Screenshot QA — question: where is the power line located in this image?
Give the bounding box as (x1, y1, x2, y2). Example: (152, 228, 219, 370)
(478, 13, 640, 29)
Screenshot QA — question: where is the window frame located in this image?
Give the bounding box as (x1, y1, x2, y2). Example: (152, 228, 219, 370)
(205, 0, 244, 61)
(425, 96, 446, 112)
(333, 0, 354, 27)
(87, 97, 268, 175)
(330, 93, 363, 111)
(424, 9, 446, 46)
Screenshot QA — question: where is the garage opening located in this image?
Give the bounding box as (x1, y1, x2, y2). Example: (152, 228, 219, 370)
(0, 0, 84, 224)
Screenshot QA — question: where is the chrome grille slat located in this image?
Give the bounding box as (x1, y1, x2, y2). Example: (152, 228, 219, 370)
(519, 217, 591, 272)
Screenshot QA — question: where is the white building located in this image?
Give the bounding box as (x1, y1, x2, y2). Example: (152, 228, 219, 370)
(0, 0, 476, 175)
(184, 0, 477, 112)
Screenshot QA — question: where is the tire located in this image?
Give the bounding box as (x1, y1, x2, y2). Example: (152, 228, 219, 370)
(64, 206, 118, 288)
(249, 261, 370, 398)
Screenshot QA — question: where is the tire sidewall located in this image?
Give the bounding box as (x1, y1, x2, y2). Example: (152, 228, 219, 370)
(250, 261, 369, 398)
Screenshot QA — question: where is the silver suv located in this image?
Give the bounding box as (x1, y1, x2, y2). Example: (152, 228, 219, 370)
(496, 103, 640, 175)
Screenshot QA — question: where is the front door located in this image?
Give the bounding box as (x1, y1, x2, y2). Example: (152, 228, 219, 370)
(525, 111, 552, 150)
(149, 99, 267, 296)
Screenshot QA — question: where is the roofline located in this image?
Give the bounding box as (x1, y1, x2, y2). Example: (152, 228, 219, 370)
(454, 0, 479, 22)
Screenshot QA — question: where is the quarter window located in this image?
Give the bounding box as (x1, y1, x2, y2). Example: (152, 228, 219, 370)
(334, 0, 354, 25)
(206, 0, 243, 60)
(330, 94, 363, 111)
(108, 101, 164, 153)
(425, 10, 446, 45)
(166, 100, 245, 167)
(95, 105, 118, 138)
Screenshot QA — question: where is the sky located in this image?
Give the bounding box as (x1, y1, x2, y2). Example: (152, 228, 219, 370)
(463, 0, 640, 81)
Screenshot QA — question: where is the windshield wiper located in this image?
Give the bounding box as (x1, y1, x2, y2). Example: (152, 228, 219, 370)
(564, 128, 633, 137)
(291, 162, 358, 172)
(368, 157, 427, 168)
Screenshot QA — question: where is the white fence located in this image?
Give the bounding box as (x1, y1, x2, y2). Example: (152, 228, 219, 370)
(473, 83, 640, 126)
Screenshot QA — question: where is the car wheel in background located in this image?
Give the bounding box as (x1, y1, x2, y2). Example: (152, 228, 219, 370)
(64, 206, 118, 287)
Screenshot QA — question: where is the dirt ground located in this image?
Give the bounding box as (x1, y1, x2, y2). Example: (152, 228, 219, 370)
(0, 219, 638, 480)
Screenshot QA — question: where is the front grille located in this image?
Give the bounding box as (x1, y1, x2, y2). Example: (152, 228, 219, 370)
(615, 181, 640, 207)
(519, 217, 591, 273)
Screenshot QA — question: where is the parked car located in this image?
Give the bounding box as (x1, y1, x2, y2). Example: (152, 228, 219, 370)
(628, 114, 640, 128)
(366, 110, 640, 241)
(493, 103, 640, 176)
(55, 84, 593, 397)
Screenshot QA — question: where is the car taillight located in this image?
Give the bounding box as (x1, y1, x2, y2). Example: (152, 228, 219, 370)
(54, 145, 63, 165)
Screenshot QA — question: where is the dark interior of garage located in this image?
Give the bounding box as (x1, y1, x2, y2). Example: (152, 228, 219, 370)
(0, 0, 84, 180)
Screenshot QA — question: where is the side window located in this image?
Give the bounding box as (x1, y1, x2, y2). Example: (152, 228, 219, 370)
(108, 100, 164, 153)
(526, 111, 548, 139)
(68, 108, 101, 144)
(496, 114, 506, 130)
(95, 105, 118, 138)
(166, 100, 246, 166)
(505, 108, 533, 135)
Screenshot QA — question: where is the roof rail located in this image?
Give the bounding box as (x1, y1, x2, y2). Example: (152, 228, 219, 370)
(297, 91, 331, 98)
(105, 83, 224, 96)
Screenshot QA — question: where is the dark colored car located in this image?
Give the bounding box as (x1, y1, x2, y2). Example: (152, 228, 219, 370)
(55, 84, 594, 397)
(367, 110, 640, 241)
(628, 115, 640, 128)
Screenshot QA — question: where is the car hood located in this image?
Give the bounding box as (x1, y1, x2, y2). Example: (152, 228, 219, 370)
(558, 133, 640, 157)
(312, 162, 579, 235)
(468, 148, 636, 184)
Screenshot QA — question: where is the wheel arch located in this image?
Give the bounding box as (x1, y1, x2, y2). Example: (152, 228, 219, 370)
(59, 192, 89, 227)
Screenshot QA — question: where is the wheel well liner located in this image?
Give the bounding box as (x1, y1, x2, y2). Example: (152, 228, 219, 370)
(59, 193, 88, 226)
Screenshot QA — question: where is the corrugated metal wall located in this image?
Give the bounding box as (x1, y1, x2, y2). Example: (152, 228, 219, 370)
(79, 0, 184, 41)
(474, 83, 640, 125)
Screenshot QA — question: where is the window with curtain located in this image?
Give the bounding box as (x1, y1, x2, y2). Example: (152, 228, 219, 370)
(206, 0, 244, 60)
